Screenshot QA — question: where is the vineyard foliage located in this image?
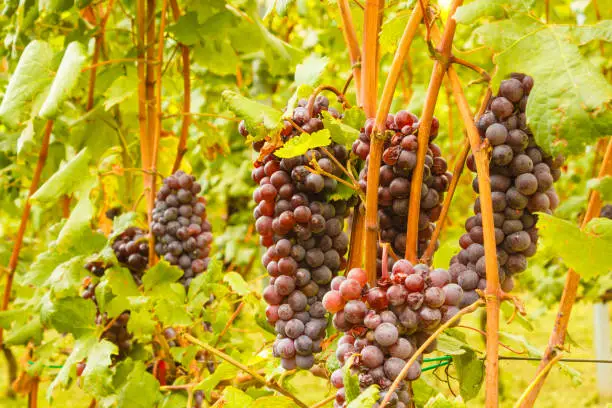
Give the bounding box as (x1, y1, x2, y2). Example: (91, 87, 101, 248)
(0, 0, 610, 407)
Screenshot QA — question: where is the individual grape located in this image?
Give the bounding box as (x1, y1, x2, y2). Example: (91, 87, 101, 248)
(389, 338, 414, 359)
(339, 279, 363, 300)
(374, 323, 399, 347)
(485, 123, 508, 146)
(361, 345, 384, 368)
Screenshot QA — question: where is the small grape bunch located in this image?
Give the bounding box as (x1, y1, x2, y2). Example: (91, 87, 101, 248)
(356, 111, 451, 271)
(97, 311, 132, 358)
(451, 73, 563, 302)
(151, 171, 213, 288)
(323, 262, 463, 407)
(112, 227, 149, 283)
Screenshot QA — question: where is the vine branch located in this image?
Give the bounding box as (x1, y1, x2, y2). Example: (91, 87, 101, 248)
(183, 334, 308, 408)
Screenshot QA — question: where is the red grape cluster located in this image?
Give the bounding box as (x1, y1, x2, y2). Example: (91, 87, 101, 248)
(81, 263, 133, 358)
(112, 227, 149, 284)
(323, 262, 463, 407)
(151, 171, 213, 289)
(355, 111, 450, 272)
(451, 74, 563, 302)
(242, 96, 354, 370)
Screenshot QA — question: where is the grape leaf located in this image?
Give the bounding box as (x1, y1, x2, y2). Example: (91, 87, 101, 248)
(500, 301, 533, 331)
(412, 378, 438, 407)
(195, 361, 239, 398)
(222, 386, 254, 407)
(155, 299, 191, 326)
(82, 340, 117, 398)
(167, 11, 201, 45)
(454, 0, 508, 24)
(452, 350, 484, 401)
(481, 19, 612, 155)
(39, 41, 87, 119)
(0, 309, 28, 329)
(341, 107, 366, 131)
(346, 385, 379, 408)
(327, 182, 357, 202)
(275, 0, 295, 17)
(251, 396, 295, 408)
(127, 308, 156, 341)
(586, 175, 612, 201)
(223, 271, 250, 296)
(222, 90, 283, 135)
(295, 54, 329, 86)
(4, 317, 43, 346)
(274, 129, 331, 158)
(115, 361, 162, 408)
(41, 295, 97, 337)
(105, 267, 141, 297)
(0, 40, 54, 128)
(537, 213, 612, 278)
(45, 255, 89, 298)
(142, 260, 184, 291)
(47, 335, 97, 401)
(56, 182, 96, 250)
(379, 9, 411, 55)
(321, 111, 359, 147)
(343, 359, 360, 402)
(31, 147, 92, 203)
(109, 212, 147, 241)
(424, 394, 467, 408)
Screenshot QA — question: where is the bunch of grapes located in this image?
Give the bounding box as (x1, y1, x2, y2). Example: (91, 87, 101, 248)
(112, 227, 149, 284)
(323, 262, 463, 407)
(242, 96, 353, 370)
(450, 74, 563, 303)
(151, 171, 213, 288)
(355, 111, 451, 272)
(81, 262, 133, 358)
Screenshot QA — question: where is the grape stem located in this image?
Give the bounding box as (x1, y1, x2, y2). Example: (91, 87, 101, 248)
(379, 299, 485, 408)
(404, 0, 459, 263)
(183, 334, 309, 408)
(309, 395, 336, 408)
(306, 85, 351, 118)
(450, 56, 490, 82)
(364, 0, 428, 285)
(518, 137, 612, 407)
(213, 301, 244, 347)
(420, 87, 492, 264)
(514, 354, 564, 408)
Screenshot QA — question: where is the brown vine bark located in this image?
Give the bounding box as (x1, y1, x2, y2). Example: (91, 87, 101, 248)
(518, 137, 612, 407)
(170, 0, 192, 173)
(337, 0, 362, 106)
(404, 0, 461, 262)
(361, 0, 383, 285)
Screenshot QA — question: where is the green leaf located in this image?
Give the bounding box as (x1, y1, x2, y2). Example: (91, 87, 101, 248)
(48, 336, 97, 401)
(341, 107, 366, 131)
(170, 345, 198, 368)
(32, 148, 92, 203)
(109, 212, 146, 241)
(222, 90, 283, 136)
(0, 40, 54, 128)
(115, 361, 162, 407)
(587, 175, 612, 202)
(0, 309, 28, 329)
(39, 42, 87, 119)
(452, 349, 484, 401)
(168, 12, 201, 45)
(274, 129, 331, 158)
(537, 213, 612, 278)
(343, 359, 360, 402)
(142, 260, 184, 291)
(327, 182, 357, 202)
(424, 394, 467, 408)
(195, 361, 239, 398)
(155, 299, 191, 326)
(56, 182, 96, 250)
(347, 385, 379, 408)
(500, 301, 533, 331)
(295, 54, 328, 86)
(412, 378, 439, 407)
(82, 340, 118, 398)
(222, 386, 254, 407)
(454, 0, 507, 24)
(321, 111, 359, 147)
(251, 396, 295, 408)
(45, 255, 89, 298)
(41, 295, 97, 337)
(275, 0, 294, 17)
(4, 317, 43, 346)
(127, 308, 156, 341)
(223, 271, 250, 296)
(489, 22, 612, 155)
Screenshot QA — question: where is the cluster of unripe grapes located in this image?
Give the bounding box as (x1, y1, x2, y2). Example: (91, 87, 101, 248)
(151, 171, 213, 288)
(323, 262, 463, 407)
(450, 74, 563, 300)
(355, 111, 450, 271)
(243, 96, 355, 370)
